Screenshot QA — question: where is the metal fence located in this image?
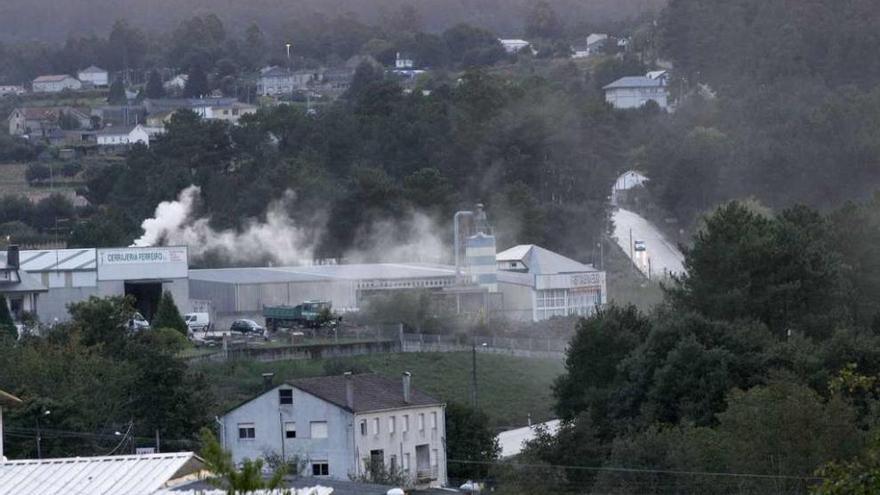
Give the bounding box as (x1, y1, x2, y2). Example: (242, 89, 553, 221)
(401, 333, 568, 359)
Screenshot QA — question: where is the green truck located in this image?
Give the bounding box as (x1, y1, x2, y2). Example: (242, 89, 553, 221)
(263, 301, 334, 331)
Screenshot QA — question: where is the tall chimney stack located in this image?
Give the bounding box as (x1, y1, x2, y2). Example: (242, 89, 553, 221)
(7, 245, 19, 269)
(402, 372, 412, 404)
(344, 372, 354, 410)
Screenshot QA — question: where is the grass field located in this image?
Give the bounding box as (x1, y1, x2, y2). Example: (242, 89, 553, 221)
(196, 352, 565, 431)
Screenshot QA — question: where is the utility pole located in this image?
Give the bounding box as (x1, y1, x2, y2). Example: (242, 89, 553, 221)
(471, 336, 478, 409)
(279, 411, 286, 462)
(629, 228, 634, 273)
(155, 429, 160, 453)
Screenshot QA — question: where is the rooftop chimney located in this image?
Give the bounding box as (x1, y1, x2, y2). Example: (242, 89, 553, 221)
(261, 372, 275, 391)
(6, 245, 19, 269)
(402, 372, 412, 404)
(344, 372, 354, 410)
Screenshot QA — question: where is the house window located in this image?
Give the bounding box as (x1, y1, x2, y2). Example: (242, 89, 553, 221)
(431, 412, 437, 429)
(360, 420, 367, 436)
(390, 455, 398, 471)
(432, 449, 439, 467)
(238, 423, 255, 440)
(389, 416, 396, 434)
(403, 415, 410, 432)
(404, 453, 411, 472)
(311, 462, 329, 476)
(310, 421, 328, 439)
(373, 418, 380, 435)
(284, 422, 296, 438)
(418, 413, 425, 431)
(279, 389, 293, 405)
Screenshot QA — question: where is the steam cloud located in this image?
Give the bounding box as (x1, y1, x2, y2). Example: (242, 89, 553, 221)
(133, 185, 317, 265)
(134, 185, 448, 266)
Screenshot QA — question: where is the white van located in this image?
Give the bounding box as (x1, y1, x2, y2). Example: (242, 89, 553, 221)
(185, 312, 211, 333)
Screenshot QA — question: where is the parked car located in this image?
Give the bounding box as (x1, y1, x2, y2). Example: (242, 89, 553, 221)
(634, 240, 647, 252)
(128, 312, 150, 331)
(230, 319, 266, 337)
(185, 312, 212, 333)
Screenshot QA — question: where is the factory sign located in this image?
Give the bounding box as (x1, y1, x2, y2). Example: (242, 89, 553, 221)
(102, 249, 186, 265)
(97, 246, 188, 281)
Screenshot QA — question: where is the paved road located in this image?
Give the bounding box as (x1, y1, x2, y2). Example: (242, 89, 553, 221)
(612, 207, 685, 279)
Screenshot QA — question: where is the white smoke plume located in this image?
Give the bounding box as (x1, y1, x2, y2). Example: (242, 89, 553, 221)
(133, 185, 317, 265)
(344, 211, 448, 264)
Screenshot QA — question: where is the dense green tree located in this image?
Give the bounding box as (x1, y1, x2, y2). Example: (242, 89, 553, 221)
(524, 0, 564, 40)
(152, 291, 188, 335)
(446, 402, 500, 481)
(183, 64, 209, 98)
(107, 78, 127, 104)
(106, 19, 147, 70)
(144, 69, 165, 98)
(553, 305, 651, 424)
(67, 296, 135, 351)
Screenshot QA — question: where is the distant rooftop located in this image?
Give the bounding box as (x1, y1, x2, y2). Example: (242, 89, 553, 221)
(496, 245, 596, 275)
(288, 373, 442, 413)
(33, 74, 75, 83)
(603, 76, 666, 90)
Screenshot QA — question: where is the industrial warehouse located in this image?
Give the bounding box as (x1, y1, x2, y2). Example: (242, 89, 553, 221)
(1, 208, 606, 326)
(2, 245, 189, 323)
(188, 246, 606, 323)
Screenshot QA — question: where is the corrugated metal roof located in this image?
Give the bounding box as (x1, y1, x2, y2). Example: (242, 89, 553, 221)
(0, 452, 203, 495)
(17, 249, 97, 272)
(189, 263, 456, 285)
(603, 76, 665, 90)
(496, 245, 596, 275)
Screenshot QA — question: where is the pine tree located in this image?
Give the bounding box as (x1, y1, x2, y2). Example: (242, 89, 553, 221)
(107, 78, 128, 105)
(152, 291, 188, 335)
(0, 294, 16, 339)
(183, 65, 209, 98)
(145, 69, 165, 99)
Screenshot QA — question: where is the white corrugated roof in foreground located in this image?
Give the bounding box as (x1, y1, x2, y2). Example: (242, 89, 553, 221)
(160, 487, 333, 495)
(0, 452, 203, 495)
(497, 420, 561, 458)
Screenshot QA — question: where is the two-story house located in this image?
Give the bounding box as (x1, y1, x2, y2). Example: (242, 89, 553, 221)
(219, 372, 447, 488)
(603, 71, 669, 110)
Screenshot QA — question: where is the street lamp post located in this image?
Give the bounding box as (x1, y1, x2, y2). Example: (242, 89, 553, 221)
(35, 409, 50, 459)
(285, 43, 292, 61)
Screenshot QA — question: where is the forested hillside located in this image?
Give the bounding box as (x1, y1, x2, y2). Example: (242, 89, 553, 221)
(637, 0, 880, 232)
(0, 0, 663, 42)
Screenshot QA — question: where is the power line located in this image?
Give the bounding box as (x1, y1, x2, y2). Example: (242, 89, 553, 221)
(446, 459, 824, 482)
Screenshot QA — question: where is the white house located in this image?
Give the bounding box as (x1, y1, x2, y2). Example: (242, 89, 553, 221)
(496, 244, 606, 321)
(395, 52, 414, 69)
(0, 388, 22, 461)
(572, 34, 609, 58)
(0, 86, 25, 97)
(32, 75, 82, 93)
(95, 124, 161, 147)
(499, 39, 530, 54)
(76, 66, 109, 87)
(219, 373, 447, 488)
(586, 33, 609, 54)
(603, 71, 669, 110)
(257, 66, 317, 96)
